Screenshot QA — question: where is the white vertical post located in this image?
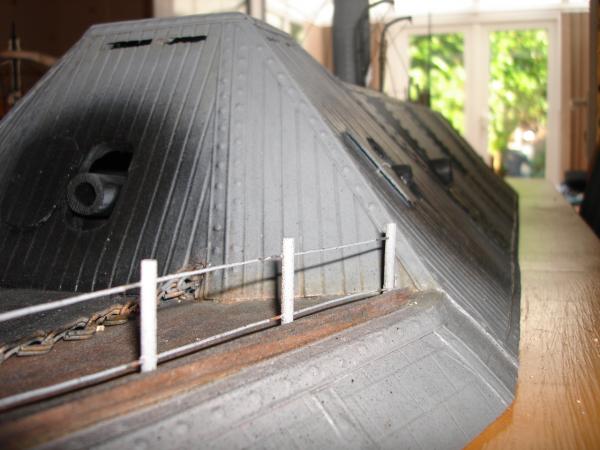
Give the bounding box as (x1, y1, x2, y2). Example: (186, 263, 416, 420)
(281, 238, 295, 324)
(140, 259, 158, 372)
(384, 223, 397, 291)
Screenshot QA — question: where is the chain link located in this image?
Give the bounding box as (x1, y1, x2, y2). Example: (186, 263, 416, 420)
(0, 300, 138, 364)
(0, 264, 206, 364)
(157, 263, 206, 302)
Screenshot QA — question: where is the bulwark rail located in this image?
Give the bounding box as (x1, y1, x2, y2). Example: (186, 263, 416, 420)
(0, 223, 397, 410)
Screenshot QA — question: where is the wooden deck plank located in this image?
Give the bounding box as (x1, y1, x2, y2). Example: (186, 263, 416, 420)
(466, 179, 600, 449)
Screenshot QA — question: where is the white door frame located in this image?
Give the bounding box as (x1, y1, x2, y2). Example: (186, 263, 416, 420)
(385, 10, 563, 183)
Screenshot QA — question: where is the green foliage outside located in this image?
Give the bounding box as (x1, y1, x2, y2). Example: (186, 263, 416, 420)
(290, 22, 304, 42)
(409, 33, 465, 134)
(408, 29, 548, 177)
(489, 29, 548, 176)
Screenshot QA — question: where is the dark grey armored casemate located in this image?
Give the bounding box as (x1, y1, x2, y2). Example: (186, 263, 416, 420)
(0, 13, 519, 449)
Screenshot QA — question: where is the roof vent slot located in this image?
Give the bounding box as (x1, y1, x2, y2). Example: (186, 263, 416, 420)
(167, 35, 207, 45)
(429, 157, 453, 185)
(392, 164, 423, 199)
(392, 164, 413, 184)
(109, 39, 152, 49)
(366, 137, 393, 166)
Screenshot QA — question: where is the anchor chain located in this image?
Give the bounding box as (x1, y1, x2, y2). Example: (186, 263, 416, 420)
(0, 263, 206, 364)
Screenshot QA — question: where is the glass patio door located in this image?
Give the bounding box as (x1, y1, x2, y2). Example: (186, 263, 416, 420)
(408, 32, 466, 135)
(487, 28, 549, 177)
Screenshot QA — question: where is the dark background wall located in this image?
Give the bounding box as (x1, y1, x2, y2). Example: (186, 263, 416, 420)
(0, 0, 152, 116)
(0, 0, 152, 57)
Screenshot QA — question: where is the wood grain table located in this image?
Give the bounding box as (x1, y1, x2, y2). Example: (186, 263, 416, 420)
(466, 179, 600, 449)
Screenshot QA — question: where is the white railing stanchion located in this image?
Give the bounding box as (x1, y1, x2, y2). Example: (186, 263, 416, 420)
(281, 237, 295, 324)
(383, 222, 397, 291)
(140, 259, 158, 372)
(0, 235, 396, 408)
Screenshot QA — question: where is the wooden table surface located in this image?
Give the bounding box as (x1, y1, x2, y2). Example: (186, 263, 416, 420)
(466, 179, 600, 449)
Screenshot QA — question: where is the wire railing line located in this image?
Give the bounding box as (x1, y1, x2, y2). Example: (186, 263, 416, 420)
(0, 289, 383, 411)
(294, 237, 385, 257)
(155, 254, 281, 284)
(0, 223, 398, 412)
(0, 281, 143, 323)
(0, 361, 140, 411)
(158, 316, 281, 362)
(0, 237, 384, 324)
(158, 289, 383, 363)
(294, 289, 383, 318)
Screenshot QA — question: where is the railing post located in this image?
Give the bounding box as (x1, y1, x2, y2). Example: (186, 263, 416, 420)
(140, 259, 158, 372)
(281, 237, 295, 324)
(384, 222, 397, 291)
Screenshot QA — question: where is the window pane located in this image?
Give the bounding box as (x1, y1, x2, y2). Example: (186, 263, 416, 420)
(395, 0, 585, 15)
(488, 29, 548, 177)
(409, 33, 465, 134)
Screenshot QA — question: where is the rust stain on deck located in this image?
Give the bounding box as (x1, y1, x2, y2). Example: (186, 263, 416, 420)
(0, 290, 410, 449)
